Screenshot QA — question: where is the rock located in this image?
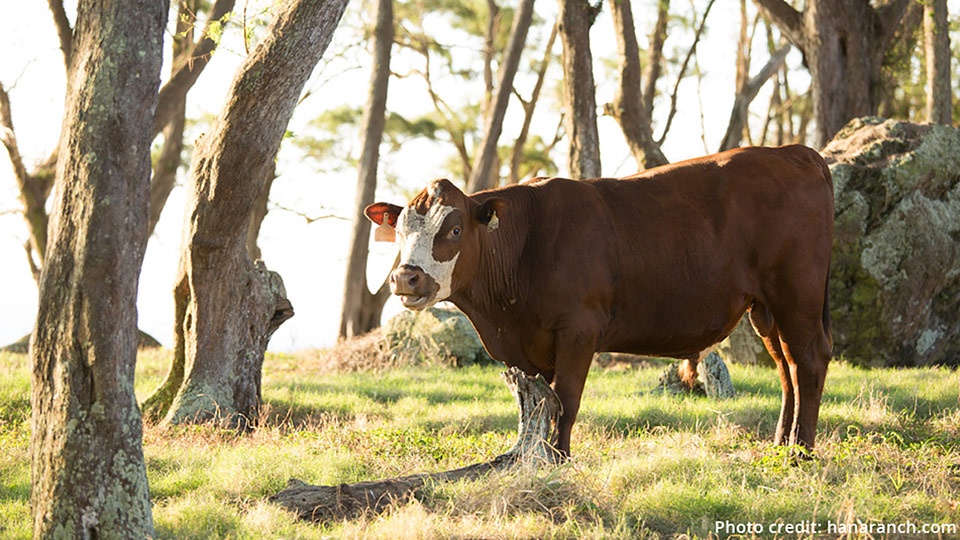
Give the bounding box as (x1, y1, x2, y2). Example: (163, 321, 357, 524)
(698, 351, 736, 399)
(383, 305, 494, 366)
(655, 354, 735, 399)
(822, 117, 960, 367)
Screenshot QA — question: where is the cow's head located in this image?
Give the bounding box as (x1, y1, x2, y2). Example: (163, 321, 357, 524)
(365, 178, 505, 310)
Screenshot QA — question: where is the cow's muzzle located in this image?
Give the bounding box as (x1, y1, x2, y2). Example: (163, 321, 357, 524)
(390, 265, 439, 310)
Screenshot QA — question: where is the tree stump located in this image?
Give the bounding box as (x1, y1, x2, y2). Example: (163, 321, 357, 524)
(269, 367, 562, 521)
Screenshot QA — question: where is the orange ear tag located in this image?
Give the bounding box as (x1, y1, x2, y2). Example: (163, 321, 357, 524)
(374, 221, 396, 242)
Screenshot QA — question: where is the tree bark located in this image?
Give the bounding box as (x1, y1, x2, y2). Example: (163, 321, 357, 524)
(270, 367, 562, 522)
(558, 0, 601, 179)
(467, 0, 536, 192)
(923, 0, 951, 125)
(144, 0, 346, 427)
(30, 0, 167, 537)
(606, 0, 667, 170)
(340, 0, 395, 339)
(753, 0, 912, 148)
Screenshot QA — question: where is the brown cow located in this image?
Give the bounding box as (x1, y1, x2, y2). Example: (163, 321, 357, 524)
(365, 144, 834, 457)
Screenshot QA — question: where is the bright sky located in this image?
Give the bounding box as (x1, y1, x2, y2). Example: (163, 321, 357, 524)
(0, 0, 804, 351)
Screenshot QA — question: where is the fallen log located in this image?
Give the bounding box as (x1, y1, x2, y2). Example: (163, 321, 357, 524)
(269, 366, 562, 521)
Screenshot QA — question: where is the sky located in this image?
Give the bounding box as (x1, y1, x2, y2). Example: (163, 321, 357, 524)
(0, 0, 806, 352)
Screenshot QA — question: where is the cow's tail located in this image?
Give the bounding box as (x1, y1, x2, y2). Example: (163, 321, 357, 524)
(822, 254, 833, 353)
(817, 149, 834, 354)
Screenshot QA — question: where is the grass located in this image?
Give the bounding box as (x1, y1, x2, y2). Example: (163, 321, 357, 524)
(2, 348, 959, 538)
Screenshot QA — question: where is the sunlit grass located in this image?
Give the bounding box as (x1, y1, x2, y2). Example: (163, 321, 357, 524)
(2, 349, 959, 538)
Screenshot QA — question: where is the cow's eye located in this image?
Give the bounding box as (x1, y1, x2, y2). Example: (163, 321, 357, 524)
(449, 226, 461, 239)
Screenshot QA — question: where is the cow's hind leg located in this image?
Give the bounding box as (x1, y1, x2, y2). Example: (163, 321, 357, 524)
(749, 303, 795, 445)
(750, 301, 830, 450)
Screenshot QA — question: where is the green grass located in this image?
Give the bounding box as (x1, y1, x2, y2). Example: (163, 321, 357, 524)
(2, 349, 959, 538)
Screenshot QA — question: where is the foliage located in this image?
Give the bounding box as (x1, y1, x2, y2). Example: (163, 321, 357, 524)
(3, 349, 960, 538)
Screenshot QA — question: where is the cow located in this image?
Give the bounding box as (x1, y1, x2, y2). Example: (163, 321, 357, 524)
(365, 144, 834, 457)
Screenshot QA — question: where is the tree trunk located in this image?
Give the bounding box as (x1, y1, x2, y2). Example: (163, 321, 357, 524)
(30, 0, 167, 537)
(144, 0, 346, 427)
(508, 21, 558, 185)
(924, 0, 951, 125)
(643, 0, 669, 120)
(753, 0, 911, 148)
(270, 367, 562, 522)
(467, 0, 537, 193)
(558, 0, 601, 179)
(606, 0, 667, 170)
(340, 0, 395, 339)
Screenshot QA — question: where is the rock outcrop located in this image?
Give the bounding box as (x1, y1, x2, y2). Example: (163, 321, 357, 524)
(823, 118, 960, 367)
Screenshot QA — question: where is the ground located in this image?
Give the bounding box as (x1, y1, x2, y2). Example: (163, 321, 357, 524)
(2, 347, 959, 538)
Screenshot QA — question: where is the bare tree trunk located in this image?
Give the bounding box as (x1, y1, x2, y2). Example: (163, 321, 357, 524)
(340, 0, 395, 339)
(144, 0, 346, 427)
(606, 0, 667, 170)
(643, 0, 669, 119)
(924, 0, 951, 125)
(558, 0, 601, 179)
(508, 21, 558, 185)
(753, 0, 912, 147)
(30, 0, 167, 537)
(467, 0, 537, 193)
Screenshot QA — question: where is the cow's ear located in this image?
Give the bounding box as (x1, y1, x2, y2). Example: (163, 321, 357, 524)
(364, 203, 402, 227)
(476, 198, 507, 232)
(364, 202, 403, 242)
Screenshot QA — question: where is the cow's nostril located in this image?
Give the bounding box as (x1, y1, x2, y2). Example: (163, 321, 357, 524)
(408, 273, 419, 286)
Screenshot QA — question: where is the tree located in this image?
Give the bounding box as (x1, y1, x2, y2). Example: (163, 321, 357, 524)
(30, 0, 167, 536)
(558, 0, 601, 178)
(924, 0, 951, 125)
(340, 0, 395, 340)
(753, 0, 913, 148)
(149, 0, 238, 237)
(466, 0, 537, 192)
(606, 0, 668, 169)
(1, 0, 235, 282)
(144, 0, 347, 426)
(718, 0, 790, 152)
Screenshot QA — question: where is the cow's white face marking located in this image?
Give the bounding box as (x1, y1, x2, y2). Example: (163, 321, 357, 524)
(397, 202, 460, 304)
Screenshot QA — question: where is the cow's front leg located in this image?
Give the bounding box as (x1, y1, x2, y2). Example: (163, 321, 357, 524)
(550, 330, 598, 458)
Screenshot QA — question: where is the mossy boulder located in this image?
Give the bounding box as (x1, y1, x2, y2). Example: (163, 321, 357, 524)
(383, 306, 495, 366)
(822, 117, 960, 367)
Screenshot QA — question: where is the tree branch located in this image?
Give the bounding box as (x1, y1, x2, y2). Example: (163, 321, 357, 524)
(751, 0, 803, 51)
(656, 0, 716, 145)
(509, 20, 558, 185)
(874, 0, 913, 62)
(154, 0, 237, 135)
(719, 43, 790, 151)
(46, 0, 73, 70)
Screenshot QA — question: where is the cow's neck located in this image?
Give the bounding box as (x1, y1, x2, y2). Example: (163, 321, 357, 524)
(451, 200, 530, 328)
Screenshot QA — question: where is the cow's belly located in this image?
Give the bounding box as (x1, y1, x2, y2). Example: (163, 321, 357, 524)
(600, 292, 751, 359)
